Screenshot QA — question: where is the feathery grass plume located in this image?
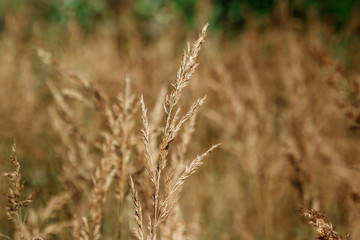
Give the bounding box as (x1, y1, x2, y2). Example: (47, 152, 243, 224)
(155, 23, 208, 238)
(4, 143, 70, 240)
(140, 96, 155, 184)
(86, 138, 117, 240)
(153, 25, 209, 233)
(129, 175, 145, 240)
(175, 111, 197, 162)
(38, 48, 105, 111)
(112, 76, 141, 239)
(132, 23, 220, 240)
(47, 80, 94, 195)
(4, 141, 35, 239)
(300, 208, 350, 240)
(80, 217, 90, 240)
(169, 143, 220, 196)
(42, 49, 142, 238)
(149, 86, 167, 149)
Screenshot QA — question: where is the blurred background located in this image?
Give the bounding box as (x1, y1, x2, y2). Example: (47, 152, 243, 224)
(1, 0, 360, 239)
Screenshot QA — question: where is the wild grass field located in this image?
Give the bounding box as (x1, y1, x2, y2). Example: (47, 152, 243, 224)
(0, 1, 360, 240)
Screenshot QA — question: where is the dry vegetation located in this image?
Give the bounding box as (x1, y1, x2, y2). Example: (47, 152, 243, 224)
(1, 3, 360, 240)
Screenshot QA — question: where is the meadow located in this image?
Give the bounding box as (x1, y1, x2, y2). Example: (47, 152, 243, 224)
(0, 1, 359, 240)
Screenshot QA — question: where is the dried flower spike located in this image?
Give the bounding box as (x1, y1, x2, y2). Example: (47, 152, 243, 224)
(4, 141, 35, 238)
(4, 141, 35, 220)
(300, 208, 350, 240)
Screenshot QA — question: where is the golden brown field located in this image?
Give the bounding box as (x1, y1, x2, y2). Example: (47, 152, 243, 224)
(1, 2, 360, 240)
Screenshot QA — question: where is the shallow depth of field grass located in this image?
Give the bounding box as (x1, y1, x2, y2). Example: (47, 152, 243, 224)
(0, 1, 360, 240)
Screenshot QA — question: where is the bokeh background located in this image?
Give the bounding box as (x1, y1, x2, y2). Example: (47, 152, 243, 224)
(1, 0, 360, 239)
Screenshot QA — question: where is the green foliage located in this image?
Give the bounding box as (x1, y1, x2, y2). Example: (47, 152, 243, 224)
(171, 0, 197, 25)
(0, 0, 356, 34)
(134, 0, 163, 19)
(0, 0, 104, 32)
(290, 0, 356, 30)
(208, 0, 274, 34)
(210, 0, 245, 33)
(134, 0, 197, 26)
(43, 0, 104, 30)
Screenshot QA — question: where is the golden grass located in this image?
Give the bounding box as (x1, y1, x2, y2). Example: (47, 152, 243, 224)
(300, 208, 349, 240)
(1, 6, 360, 240)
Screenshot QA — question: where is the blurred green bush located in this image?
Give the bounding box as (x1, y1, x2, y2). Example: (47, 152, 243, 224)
(0, 0, 357, 34)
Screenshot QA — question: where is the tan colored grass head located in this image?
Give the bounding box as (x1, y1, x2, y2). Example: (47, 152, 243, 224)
(130, 23, 220, 240)
(300, 208, 350, 240)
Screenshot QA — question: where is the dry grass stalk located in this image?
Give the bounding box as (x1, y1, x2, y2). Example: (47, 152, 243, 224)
(71, 129, 118, 240)
(300, 208, 350, 240)
(175, 111, 197, 162)
(47, 80, 94, 195)
(112, 76, 141, 239)
(129, 176, 145, 240)
(4, 141, 35, 239)
(3, 142, 71, 240)
(169, 143, 220, 196)
(153, 24, 209, 232)
(80, 217, 90, 240)
(4, 7, 360, 240)
(140, 96, 155, 184)
(40, 49, 143, 239)
(149, 86, 167, 156)
(131, 23, 220, 240)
